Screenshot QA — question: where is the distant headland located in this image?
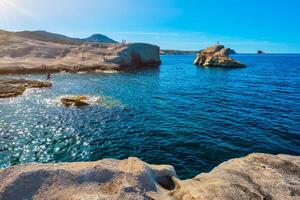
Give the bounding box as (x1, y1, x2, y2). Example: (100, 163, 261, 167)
(160, 49, 198, 55)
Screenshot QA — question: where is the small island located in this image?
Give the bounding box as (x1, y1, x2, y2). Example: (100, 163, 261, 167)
(257, 50, 265, 54)
(194, 45, 245, 68)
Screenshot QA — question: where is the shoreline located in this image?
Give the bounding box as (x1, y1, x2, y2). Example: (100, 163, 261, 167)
(0, 61, 161, 75)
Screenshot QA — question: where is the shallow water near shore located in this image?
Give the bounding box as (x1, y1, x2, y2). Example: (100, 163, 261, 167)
(0, 54, 300, 179)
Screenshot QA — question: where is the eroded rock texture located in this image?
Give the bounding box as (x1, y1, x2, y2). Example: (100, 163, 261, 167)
(0, 78, 52, 98)
(0, 154, 299, 200)
(194, 45, 245, 68)
(0, 30, 161, 74)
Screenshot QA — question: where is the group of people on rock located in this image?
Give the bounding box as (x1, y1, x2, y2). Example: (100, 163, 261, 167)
(73, 65, 80, 72)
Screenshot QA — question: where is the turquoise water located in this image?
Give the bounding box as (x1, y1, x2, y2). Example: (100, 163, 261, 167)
(0, 54, 300, 179)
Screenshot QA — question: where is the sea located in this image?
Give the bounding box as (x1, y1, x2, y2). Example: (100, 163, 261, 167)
(0, 54, 299, 179)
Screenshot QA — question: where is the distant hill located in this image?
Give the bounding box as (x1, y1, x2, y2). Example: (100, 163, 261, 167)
(1, 30, 117, 44)
(15, 31, 77, 44)
(83, 34, 117, 43)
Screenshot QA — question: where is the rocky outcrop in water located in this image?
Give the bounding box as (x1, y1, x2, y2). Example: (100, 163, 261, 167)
(60, 96, 90, 107)
(0, 78, 52, 98)
(257, 50, 265, 54)
(0, 153, 299, 200)
(194, 45, 245, 68)
(0, 30, 161, 74)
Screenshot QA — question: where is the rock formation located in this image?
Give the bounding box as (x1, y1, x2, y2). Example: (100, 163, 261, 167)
(257, 50, 265, 54)
(60, 96, 90, 107)
(194, 45, 245, 68)
(0, 78, 52, 98)
(0, 153, 299, 200)
(0, 30, 161, 74)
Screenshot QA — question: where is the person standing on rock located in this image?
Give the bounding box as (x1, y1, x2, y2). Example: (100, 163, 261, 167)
(46, 71, 51, 82)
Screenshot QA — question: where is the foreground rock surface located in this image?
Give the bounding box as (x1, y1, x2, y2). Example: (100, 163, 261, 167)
(0, 30, 161, 74)
(194, 45, 245, 68)
(0, 78, 52, 98)
(0, 153, 299, 200)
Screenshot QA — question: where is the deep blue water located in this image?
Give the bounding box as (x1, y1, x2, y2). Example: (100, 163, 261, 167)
(0, 54, 300, 179)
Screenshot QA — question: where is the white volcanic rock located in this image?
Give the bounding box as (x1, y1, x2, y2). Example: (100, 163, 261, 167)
(194, 45, 245, 68)
(0, 30, 161, 74)
(0, 153, 299, 200)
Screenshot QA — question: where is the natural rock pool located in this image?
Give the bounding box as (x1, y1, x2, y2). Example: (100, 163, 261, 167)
(0, 54, 299, 179)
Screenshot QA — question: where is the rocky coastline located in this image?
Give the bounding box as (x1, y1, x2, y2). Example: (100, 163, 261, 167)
(1, 31, 298, 200)
(0, 30, 161, 75)
(0, 153, 299, 200)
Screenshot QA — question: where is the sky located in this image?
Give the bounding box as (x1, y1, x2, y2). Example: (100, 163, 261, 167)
(0, 0, 299, 52)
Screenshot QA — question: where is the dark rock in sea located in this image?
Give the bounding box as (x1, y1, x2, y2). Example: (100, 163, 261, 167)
(0, 78, 52, 98)
(257, 50, 265, 54)
(0, 153, 299, 200)
(194, 45, 245, 68)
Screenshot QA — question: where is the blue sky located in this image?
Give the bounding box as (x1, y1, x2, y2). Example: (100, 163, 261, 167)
(0, 0, 299, 52)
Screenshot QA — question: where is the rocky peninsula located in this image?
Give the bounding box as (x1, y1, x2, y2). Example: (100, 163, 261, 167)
(194, 45, 245, 68)
(0, 153, 299, 200)
(0, 30, 161, 74)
